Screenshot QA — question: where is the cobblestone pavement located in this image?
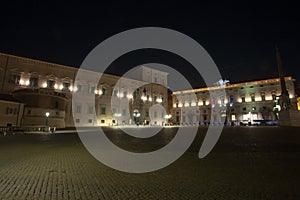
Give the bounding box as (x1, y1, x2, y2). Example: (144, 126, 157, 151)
(0, 126, 299, 199)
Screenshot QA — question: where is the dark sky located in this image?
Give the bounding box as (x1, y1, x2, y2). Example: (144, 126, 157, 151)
(1, 1, 300, 86)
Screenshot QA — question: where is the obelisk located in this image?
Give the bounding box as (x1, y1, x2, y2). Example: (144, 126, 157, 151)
(276, 47, 291, 110)
(276, 47, 300, 126)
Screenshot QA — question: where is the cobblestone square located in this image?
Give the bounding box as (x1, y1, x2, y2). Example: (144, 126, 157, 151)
(0, 126, 299, 199)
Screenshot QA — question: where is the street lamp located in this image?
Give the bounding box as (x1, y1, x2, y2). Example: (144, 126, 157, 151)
(164, 114, 172, 126)
(133, 109, 140, 125)
(45, 112, 50, 131)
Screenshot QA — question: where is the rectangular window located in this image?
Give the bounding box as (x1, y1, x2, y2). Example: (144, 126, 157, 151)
(101, 119, 105, 123)
(112, 108, 116, 115)
(261, 94, 266, 101)
(272, 94, 276, 100)
(203, 100, 206, 106)
(55, 101, 59, 109)
(88, 119, 93, 123)
(251, 95, 255, 102)
(29, 77, 39, 87)
(63, 82, 71, 90)
(89, 86, 96, 94)
(77, 85, 82, 92)
(102, 88, 107, 95)
(231, 114, 236, 121)
(101, 107, 106, 115)
(47, 80, 55, 89)
(242, 96, 245, 103)
(76, 105, 81, 113)
(13, 108, 17, 115)
(229, 95, 234, 104)
(12, 74, 20, 85)
(76, 119, 80, 123)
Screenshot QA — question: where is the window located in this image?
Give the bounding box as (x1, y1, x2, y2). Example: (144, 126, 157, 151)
(242, 96, 245, 103)
(203, 100, 206, 106)
(154, 111, 157, 118)
(76, 105, 81, 113)
(221, 98, 225, 104)
(146, 111, 149, 117)
(251, 95, 255, 102)
(29, 77, 39, 87)
(112, 108, 116, 115)
(203, 115, 207, 121)
(243, 107, 246, 111)
(102, 88, 107, 95)
(63, 82, 70, 90)
(101, 107, 106, 115)
(261, 93, 266, 101)
(77, 85, 82, 92)
(13, 108, 17, 115)
(89, 86, 96, 94)
(76, 119, 80, 123)
(47, 80, 55, 89)
(229, 95, 234, 104)
(272, 93, 276, 100)
(231, 114, 236, 121)
(101, 120, 105, 123)
(113, 90, 118, 96)
(55, 101, 59, 109)
(11, 74, 20, 84)
(88, 119, 93, 123)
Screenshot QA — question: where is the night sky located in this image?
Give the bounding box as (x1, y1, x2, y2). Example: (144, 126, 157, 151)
(1, 1, 300, 86)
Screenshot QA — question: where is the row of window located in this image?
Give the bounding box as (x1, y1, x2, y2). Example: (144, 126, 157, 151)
(5, 107, 18, 115)
(175, 93, 278, 108)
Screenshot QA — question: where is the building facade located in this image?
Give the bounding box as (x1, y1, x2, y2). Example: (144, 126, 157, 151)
(0, 53, 169, 128)
(172, 77, 297, 125)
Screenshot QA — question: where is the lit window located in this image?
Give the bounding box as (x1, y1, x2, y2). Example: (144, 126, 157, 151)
(47, 80, 55, 89)
(251, 94, 255, 102)
(241, 96, 245, 103)
(29, 77, 39, 87)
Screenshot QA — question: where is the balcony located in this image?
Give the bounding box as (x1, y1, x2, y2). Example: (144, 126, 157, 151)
(13, 87, 68, 99)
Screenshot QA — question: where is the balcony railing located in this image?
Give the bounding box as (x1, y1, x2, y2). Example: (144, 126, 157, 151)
(13, 88, 68, 99)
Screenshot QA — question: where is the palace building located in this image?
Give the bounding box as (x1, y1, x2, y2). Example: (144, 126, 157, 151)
(172, 77, 298, 125)
(0, 53, 169, 129)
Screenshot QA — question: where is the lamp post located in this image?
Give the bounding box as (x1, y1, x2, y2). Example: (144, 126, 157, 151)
(133, 109, 140, 125)
(45, 112, 50, 131)
(164, 114, 172, 126)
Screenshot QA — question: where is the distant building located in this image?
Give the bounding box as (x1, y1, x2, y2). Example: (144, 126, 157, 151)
(0, 53, 169, 128)
(172, 77, 297, 125)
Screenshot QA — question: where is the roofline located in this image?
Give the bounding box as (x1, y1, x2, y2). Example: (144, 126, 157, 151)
(172, 76, 293, 95)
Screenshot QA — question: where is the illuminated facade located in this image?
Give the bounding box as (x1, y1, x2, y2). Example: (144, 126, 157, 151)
(172, 77, 297, 125)
(0, 53, 169, 128)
